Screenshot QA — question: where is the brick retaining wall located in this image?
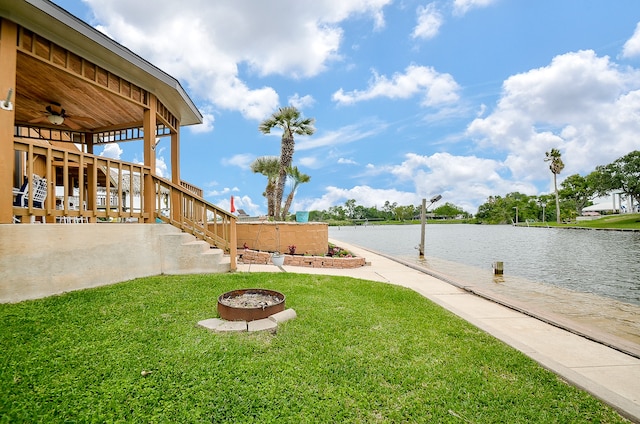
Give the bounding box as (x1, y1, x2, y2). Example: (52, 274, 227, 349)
(240, 249, 366, 269)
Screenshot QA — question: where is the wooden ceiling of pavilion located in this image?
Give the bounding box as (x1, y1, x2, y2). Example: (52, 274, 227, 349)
(14, 52, 146, 134)
(11, 27, 176, 146)
(5, 0, 202, 149)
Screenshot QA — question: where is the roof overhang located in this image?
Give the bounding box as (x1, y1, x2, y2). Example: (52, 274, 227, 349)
(1, 0, 202, 127)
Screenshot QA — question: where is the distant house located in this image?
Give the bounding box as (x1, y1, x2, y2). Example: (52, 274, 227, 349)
(582, 202, 616, 214)
(581, 194, 637, 215)
(1, 0, 236, 302)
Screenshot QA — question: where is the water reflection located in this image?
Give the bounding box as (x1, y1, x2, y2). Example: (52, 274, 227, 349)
(330, 224, 640, 347)
(492, 275, 505, 284)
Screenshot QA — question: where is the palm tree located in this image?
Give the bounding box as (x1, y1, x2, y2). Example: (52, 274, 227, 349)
(545, 148, 565, 224)
(280, 166, 311, 220)
(250, 156, 280, 219)
(259, 106, 315, 220)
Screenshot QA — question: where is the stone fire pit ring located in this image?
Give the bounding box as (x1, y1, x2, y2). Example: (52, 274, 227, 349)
(217, 288, 286, 322)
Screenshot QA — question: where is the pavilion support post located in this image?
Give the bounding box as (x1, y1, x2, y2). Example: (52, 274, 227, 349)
(85, 133, 95, 222)
(86, 132, 94, 155)
(143, 95, 157, 223)
(171, 130, 180, 186)
(86, 155, 97, 223)
(0, 19, 18, 224)
(170, 130, 181, 224)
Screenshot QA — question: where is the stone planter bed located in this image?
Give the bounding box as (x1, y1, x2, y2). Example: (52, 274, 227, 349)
(240, 249, 367, 269)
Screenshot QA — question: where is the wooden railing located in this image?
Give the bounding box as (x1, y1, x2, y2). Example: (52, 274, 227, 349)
(153, 176, 236, 268)
(12, 138, 236, 270)
(180, 180, 203, 197)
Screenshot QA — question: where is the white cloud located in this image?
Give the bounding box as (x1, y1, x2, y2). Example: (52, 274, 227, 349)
(85, 0, 392, 121)
(452, 0, 497, 16)
(232, 195, 262, 216)
(130, 146, 169, 177)
(338, 158, 358, 165)
(288, 93, 316, 110)
(412, 3, 443, 40)
(622, 22, 640, 59)
(388, 152, 531, 212)
(467, 50, 640, 182)
(332, 65, 460, 106)
(155, 155, 168, 178)
(189, 111, 215, 134)
(99, 143, 123, 159)
(297, 151, 533, 214)
(301, 185, 420, 211)
(212, 194, 260, 215)
(297, 120, 387, 151)
(298, 156, 318, 168)
(223, 153, 255, 169)
(206, 186, 237, 197)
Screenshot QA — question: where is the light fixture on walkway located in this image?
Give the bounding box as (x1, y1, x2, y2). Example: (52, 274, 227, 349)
(419, 194, 442, 258)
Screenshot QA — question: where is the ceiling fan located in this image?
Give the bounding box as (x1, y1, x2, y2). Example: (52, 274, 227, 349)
(29, 102, 92, 130)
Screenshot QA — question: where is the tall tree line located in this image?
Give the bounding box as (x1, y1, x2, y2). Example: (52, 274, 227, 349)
(476, 150, 640, 224)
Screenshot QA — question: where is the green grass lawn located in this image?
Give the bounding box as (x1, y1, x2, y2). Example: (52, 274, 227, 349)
(570, 213, 640, 229)
(528, 213, 640, 230)
(0, 273, 628, 423)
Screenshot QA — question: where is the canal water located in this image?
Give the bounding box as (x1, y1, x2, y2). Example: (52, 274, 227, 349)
(329, 224, 640, 348)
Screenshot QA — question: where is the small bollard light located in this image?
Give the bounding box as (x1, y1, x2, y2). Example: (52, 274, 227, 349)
(493, 261, 504, 275)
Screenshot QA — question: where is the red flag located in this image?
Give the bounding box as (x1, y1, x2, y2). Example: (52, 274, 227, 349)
(230, 196, 236, 213)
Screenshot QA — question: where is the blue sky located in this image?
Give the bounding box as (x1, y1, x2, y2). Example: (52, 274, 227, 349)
(52, 0, 640, 215)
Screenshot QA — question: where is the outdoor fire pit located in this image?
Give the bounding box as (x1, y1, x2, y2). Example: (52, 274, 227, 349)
(217, 288, 285, 322)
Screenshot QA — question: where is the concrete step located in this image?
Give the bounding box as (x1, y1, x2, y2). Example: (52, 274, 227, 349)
(160, 232, 229, 275)
(216, 254, 232, 273)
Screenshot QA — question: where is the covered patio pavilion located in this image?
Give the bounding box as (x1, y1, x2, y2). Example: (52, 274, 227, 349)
(0, 0, 203, 222)
(0, 0, 237, 302)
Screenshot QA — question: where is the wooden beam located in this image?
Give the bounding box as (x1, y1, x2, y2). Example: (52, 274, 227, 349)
(18, 28, 150, 108)
(0, 19, 18, 224)
(171, 130, 180, 185)
(143, 93, 157, 223)
(155, 98, 178, 133)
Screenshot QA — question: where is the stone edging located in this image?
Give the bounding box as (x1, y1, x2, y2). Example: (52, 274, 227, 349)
(239, 249, 366, 269)
(197, 308, 297, 333)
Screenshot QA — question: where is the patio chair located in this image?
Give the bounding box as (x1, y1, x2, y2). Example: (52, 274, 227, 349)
(14, 175, 48, 208)
(58, 200, 88, 223)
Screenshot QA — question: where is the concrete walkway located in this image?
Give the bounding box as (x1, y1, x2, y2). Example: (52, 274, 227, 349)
(237, 239, 640, 423)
